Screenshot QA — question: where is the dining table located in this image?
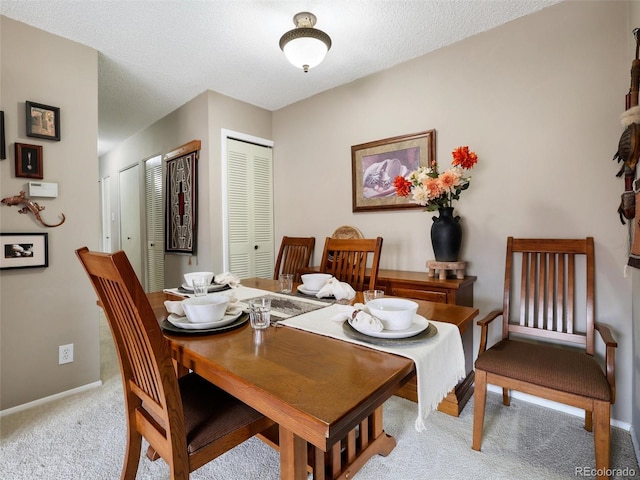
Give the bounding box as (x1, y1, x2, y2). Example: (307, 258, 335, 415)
(153, 277, 479, 480)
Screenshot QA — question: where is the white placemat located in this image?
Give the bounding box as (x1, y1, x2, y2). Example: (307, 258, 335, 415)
(278, 304, 466, 431)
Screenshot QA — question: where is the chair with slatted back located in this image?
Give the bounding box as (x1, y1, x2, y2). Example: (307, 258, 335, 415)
(273, 236, 315, 283)
(76, 247, 274, 480)
(319, 237, 383, 291)
(472, 238, 617, 480)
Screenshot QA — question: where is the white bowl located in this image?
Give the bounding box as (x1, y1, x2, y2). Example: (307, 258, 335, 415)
(184, 271, 214, 287)
(301, 273, 332, 291)
(181, 294, 229, 323)
(367, 298, 419, 331)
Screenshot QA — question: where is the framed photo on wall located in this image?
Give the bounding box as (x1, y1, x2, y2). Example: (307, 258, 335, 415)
(0, 233, 49, 270)
(26, 101, 60, 141)
(15, 143, 43, 179)
(1, 111, 6, 159)
(352, 130, 436, 212)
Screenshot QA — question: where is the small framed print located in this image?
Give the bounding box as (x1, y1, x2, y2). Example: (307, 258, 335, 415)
(26, 101, 60, 141)
(0, 233, 49, 270)
(15, 143, 43, 179)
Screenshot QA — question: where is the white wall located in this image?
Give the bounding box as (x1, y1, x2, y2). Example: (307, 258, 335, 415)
(273, 1, 634, 424)
(0, 17, 100, 409)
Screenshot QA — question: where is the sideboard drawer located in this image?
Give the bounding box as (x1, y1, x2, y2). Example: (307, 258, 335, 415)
(388, 287, 447, 303)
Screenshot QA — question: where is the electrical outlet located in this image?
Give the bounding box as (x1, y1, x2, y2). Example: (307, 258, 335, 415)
(59, 344, 73, 365)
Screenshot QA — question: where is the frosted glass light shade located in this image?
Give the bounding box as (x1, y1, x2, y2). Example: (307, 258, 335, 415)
(282, 35, 329, 72)
(279, 12, 331, 73)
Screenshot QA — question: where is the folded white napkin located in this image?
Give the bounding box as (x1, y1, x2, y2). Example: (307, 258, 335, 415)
(215, 272, 241, 288)
(330, 304, 384, 333)
(316, 278, 356, 300)
(164, 300, 185, 316)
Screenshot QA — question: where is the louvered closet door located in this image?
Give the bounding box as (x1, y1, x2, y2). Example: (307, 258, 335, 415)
(227, 138, 274, 278)
(145, 155, 164, 292)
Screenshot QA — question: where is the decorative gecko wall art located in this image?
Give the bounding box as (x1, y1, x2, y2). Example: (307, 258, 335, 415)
(1, 191, 65, 228)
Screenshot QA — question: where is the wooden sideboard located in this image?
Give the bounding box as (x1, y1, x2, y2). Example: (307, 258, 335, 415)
(304, 266, 477, 416)
(374, 268, 475, 307)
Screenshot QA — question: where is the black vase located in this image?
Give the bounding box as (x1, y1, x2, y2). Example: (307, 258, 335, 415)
(431, 207, 462, 262)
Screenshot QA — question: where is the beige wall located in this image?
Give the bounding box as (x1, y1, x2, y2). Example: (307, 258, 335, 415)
(99, 90, 271, 289)
(272, 1, 633, 423)
(0, 17, 100, 409)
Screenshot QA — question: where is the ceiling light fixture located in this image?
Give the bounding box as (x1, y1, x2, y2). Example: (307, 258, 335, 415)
(279, 12, 332, 73)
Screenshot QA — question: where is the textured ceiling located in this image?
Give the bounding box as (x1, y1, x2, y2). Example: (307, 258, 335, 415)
(1, 0, 562, 156)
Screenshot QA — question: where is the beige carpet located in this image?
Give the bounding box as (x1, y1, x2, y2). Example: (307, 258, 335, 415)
(1, 320, 638, 480)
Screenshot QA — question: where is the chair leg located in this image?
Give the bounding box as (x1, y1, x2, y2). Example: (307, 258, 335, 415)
(169, 454, 191, 480)
(472, 370, 488, 451)
(502, 387, 510, 406)
(585, 410, 593, 432)
(121, 427, 142, 480)
(593, 401, 611, 480)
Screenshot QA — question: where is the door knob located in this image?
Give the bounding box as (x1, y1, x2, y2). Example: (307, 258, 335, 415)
(254, 245, 258, 250)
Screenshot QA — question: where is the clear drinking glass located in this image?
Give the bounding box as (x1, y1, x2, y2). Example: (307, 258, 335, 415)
(278, 273, 294, 294)
(363, 289, 384, 303)
(249, 298, 271, 329)
(191, 277, 209, 297)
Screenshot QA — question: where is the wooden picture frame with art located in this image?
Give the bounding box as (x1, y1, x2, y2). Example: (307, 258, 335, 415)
(352, 130, 436, 212)
(15, 143, 43, 179)
(164, 140, 201, 254)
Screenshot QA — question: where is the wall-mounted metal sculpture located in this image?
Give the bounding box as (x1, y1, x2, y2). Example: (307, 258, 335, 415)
(1, 191, 65, 228)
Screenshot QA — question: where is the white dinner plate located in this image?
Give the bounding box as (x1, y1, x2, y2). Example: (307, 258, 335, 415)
(350, 314, 430, 339)
(181, 282, 228, 293)
(297, 285, 320, 296)
(167, 310, 242, 330)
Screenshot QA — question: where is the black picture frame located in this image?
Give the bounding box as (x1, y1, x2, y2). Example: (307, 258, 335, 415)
(26, 101, 60, 141)
(0, 111, 6, 159)
(15, 143, 43, 179)
(0, 233, 49, 270)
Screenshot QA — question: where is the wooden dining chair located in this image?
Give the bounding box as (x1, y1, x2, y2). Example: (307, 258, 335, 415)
(319, 237, 383, 291)
(273, 236, 315, 282)
(76, 247, 274, 480)
(472, 238, 617, 479)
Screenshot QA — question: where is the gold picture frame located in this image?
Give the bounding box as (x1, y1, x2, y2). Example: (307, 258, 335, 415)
(351, 130, 435, 212)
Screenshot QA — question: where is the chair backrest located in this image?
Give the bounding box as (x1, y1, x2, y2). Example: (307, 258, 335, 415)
(75, 247, 187, 454)
(501, 237, 595, 354)
(319, 237, 383, 291)
(273, 236, 315, 282)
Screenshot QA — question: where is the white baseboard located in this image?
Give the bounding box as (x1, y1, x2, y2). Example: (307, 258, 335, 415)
(486, 384, 631, 431)
(0, 380, 103, 417)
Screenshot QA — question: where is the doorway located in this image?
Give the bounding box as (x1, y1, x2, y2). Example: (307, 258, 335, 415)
(118, 164, 142, 281)
(222, 132, 274, 278)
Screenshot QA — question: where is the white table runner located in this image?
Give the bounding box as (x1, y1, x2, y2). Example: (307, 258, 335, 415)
(278, 303, 466, 432)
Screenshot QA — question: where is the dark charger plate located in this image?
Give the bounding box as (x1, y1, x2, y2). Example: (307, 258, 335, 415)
(161, 313, 248, 335)
(342, 320, 437, 346)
